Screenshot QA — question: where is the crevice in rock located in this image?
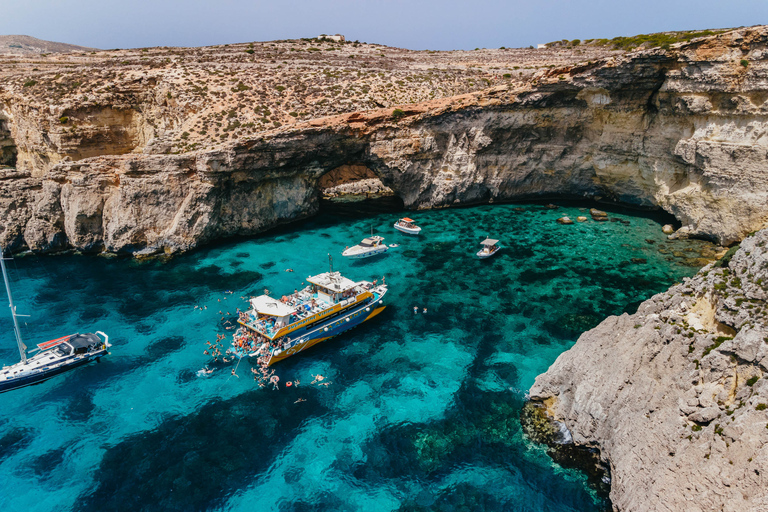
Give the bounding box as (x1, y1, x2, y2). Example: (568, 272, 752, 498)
(0, 117, 17, 168)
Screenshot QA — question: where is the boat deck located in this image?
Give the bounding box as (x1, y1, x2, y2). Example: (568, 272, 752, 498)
(241, 285, 370, 338)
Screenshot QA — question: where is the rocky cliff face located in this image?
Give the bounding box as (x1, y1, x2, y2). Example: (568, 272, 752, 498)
(529, 227, 768, 511)
(1, 27, 768, 255)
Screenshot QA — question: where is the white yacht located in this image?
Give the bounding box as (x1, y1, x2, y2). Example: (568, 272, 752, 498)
(394, 217, 422, 235)
(342, 235, 388, 259)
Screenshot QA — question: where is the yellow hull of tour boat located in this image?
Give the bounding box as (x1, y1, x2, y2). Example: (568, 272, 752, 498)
(267, 305, 386, 365)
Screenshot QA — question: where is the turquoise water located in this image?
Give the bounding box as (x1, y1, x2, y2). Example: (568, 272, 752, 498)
(0, 202, 708, 511)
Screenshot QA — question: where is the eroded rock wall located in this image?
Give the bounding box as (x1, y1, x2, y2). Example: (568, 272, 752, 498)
(529, 228, 768, 511)
(2, 27, 768, 254)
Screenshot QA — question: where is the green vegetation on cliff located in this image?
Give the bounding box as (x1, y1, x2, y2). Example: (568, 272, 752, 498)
(548, 28, 732, 51)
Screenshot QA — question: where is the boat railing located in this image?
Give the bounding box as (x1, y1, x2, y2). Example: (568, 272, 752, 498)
(96, 331, 111, 348)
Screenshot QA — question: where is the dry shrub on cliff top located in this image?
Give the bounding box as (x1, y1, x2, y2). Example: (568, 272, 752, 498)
(0, 38, 621, 153)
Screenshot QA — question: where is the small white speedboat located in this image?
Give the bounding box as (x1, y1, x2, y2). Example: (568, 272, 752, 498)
(342, 235, 388, 259)
(477, 238, 501, 259)
(394, 217, 421, 235)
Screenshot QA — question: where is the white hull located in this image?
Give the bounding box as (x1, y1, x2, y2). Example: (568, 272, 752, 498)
(394, 224, 421, 235)
(342, 246, 388, 259)
(477, 247, 501, 259)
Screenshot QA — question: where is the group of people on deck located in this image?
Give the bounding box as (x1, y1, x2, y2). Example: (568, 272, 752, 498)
(232, 327, 267, 353)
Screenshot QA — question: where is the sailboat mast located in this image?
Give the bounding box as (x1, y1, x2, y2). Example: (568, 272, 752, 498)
(0, 249, 27, 363)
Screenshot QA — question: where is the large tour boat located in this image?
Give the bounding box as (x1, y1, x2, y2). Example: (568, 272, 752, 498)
(0, 249, 110, 394)
(234, 269, 387, 366)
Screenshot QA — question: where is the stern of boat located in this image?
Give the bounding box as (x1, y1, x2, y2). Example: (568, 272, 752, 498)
(96, 331, 111, 349)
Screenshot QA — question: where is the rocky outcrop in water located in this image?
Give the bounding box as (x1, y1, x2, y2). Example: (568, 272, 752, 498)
(2, 27, 768, 254)
(529, 228, 768, 511)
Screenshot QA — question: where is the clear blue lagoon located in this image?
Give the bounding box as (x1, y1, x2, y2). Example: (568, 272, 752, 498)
(0, 202, 712, 511)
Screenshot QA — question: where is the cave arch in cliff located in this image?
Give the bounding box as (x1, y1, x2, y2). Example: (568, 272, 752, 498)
(318, 163, 397, 202)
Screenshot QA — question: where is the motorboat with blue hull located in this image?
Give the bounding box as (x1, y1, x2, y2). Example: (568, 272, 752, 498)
(234, 270, 387, 366)
(0, 249, 110, 394)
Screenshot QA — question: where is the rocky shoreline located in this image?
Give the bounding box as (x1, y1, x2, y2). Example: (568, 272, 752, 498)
(528, 228, 768, 511)
(520, 401, 612, 507)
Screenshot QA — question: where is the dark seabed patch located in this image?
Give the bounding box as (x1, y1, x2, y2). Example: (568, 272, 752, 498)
(26, 447, 66, 479)
(145, 336, 186, 360)
(0, 427, 35, 463)
(79, 391, 329, 512)
(60, 391, 96, 423)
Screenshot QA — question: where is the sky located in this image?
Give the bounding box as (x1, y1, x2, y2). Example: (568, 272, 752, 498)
(3, 0, 767, 51)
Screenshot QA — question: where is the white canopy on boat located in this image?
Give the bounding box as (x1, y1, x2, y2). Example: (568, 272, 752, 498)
(250, 295, 296, 317)
(481, 238, 499, 246)
(307, 271, 358, 292)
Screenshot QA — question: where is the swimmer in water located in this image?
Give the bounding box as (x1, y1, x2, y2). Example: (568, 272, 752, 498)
(423, 308, 427, 314)
(413, 306, 418, 314)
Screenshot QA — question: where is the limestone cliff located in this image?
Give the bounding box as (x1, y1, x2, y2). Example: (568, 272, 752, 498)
(529, 227, 768, 511)
(1, 27, 768, 254)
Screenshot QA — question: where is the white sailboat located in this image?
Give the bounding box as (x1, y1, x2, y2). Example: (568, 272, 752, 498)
(0, 248, 110, 393)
